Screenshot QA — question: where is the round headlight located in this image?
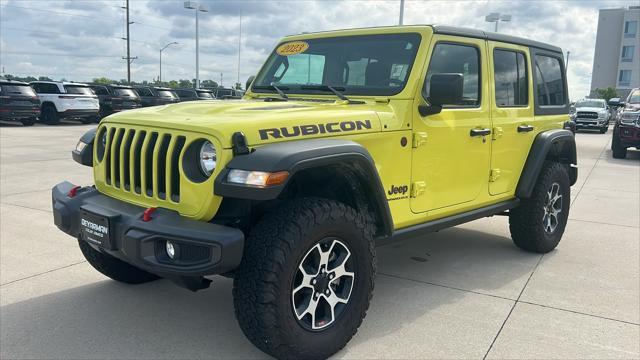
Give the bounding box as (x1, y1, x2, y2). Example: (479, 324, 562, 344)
(199, 141, 217, 176)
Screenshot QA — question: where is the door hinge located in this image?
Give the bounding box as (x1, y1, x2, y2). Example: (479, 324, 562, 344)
(411, 181, 426, 198)
(492, 127, 503, 140)
(489, 169, 501, 182)
(412, 132, 428, 148)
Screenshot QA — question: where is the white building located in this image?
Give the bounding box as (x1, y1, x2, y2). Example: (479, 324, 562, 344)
(591, 6, 640, 99)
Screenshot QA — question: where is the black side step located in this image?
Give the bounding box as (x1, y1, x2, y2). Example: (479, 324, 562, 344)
(378, 199, 520, 246)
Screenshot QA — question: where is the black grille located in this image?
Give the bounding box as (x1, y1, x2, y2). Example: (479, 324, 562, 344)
(576, 111, 598, 119)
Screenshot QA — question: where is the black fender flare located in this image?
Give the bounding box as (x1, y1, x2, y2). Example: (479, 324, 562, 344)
(516, 129, 577, 199)
(72, 127, 97, 167)
(214, 139, 393, 237)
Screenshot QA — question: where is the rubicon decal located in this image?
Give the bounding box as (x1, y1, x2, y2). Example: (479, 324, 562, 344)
(259, 120, 372, 140)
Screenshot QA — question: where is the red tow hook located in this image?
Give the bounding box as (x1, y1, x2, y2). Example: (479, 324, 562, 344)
(67, 185, 82, 198)
(142, 207, 157, 222)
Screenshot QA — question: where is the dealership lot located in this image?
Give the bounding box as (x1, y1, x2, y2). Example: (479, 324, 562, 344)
(1, 122, 638, 359)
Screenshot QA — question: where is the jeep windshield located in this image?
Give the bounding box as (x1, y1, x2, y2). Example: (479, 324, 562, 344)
(253, 33, 421, 97)
(575, 100, 605, 108)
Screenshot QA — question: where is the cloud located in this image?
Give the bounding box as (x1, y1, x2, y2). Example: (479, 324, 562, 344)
(0, 0, 633, 97)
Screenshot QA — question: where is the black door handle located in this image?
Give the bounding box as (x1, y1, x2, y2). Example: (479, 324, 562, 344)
(470, 128, 491, 137)
(517, 125, 534, 133)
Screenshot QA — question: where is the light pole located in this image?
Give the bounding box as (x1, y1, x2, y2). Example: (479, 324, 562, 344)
(159, 42, 178, 84)
(184, 1, 208, 88)
(399, 0, 405, 25)
(485, 12, 511, 32)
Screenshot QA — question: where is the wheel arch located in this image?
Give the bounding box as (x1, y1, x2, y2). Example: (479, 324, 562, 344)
(41, 101, 58, 112)
(214, 139, 393, 238)
(516, 129, 577, 199)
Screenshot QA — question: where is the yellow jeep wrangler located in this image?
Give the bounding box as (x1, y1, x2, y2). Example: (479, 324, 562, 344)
(53, 25, 577, 359)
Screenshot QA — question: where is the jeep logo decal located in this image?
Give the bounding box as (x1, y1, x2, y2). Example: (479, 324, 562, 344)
(259, 120, 372, 140)
(387, 184, 408, 196)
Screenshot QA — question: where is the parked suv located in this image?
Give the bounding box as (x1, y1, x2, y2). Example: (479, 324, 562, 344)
(90, 84, 141, 120)
(132, 86, 179, 107)
(571, 98, 610, 133)
(611, 88, 640, 159)
(174, 88, 215, 102)
(30, 81, 99, 124)
(213, 87, 241, 99)
(0, 79, 40, 126)
(53, 25, 576, 359)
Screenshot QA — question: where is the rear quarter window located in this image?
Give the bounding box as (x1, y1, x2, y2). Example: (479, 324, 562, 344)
(534, 54, 565, 106)
(64, 85, 95, 95)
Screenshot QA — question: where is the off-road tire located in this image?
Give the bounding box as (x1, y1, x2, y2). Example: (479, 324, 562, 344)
(20, 118, 35, 126)
(611, 128, 627, 159)
(509, 162, 570, 253)
(41, 104, 60, 125)
(233, 198, 375, 360)
(78, 240, 160, 284)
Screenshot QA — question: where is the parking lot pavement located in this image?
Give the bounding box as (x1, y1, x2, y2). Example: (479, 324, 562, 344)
(1, 123, 639, 359)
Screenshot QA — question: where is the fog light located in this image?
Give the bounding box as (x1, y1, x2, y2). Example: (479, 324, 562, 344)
(166, 241, 176, 260)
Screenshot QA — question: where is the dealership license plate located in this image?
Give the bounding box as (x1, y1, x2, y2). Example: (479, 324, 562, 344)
(80, 210, 111, 248)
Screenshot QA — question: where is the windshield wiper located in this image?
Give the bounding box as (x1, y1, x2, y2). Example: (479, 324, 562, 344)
(300, 85, 364, 104)
(252, 83, 289, 101)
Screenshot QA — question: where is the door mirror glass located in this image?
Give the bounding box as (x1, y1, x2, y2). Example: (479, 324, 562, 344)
(426, 73, 464, 106)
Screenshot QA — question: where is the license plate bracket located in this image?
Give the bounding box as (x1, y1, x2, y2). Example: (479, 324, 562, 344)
(80, 207, 116, 250)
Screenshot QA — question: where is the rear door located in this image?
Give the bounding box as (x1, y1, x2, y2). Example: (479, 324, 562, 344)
(410, 35, 492, 213)
(488, 42, 535, 195)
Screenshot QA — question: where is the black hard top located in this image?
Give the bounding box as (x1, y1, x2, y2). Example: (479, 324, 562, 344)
(431, 25, 562, 53)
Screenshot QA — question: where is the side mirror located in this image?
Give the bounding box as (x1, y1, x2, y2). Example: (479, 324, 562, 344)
(419, 73, 464, 116)
(246, 75, 256, 92)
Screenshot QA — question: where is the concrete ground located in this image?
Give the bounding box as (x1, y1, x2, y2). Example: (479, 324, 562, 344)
(1, 121, 638, 359)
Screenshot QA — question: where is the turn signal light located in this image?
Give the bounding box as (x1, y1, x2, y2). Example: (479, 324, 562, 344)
(227, 170, 289, 187)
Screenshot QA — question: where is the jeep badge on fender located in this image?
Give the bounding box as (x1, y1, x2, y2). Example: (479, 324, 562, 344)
(52, 24, 576, 360)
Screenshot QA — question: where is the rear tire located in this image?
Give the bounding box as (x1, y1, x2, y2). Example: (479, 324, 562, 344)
(509, 162, 570, 253)
(79, 240, 160, 284)
(233, 198, 375, 359)
(41, 104, 60, 125)
(20, 118, 35, 126)
(612, 128, 627, 159)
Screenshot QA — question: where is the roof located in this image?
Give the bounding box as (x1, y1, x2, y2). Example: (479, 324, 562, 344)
(289, 24, 562, 54)
(30, 80, 91, 86)
(89, 83, 133, 89)
(0, 79, 29, 85)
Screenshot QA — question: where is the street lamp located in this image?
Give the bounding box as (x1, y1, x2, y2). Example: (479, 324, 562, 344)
(159, 41, 178, 84)
(485, 12, 511, 32)
(184, 1, 208, 88)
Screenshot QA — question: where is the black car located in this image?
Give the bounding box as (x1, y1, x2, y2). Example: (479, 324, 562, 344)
(132, 86, 180, 107)
(90, 84, 142, 120)
(213, 87, 242, 99)
(174, 88, 215, 102)
(0, 79, 41, 126)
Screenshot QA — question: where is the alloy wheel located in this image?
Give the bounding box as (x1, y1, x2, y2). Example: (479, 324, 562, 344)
(542, 182, 563, 234)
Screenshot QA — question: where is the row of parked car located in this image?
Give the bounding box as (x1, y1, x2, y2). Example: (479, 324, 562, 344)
(0, 78, 243, 126)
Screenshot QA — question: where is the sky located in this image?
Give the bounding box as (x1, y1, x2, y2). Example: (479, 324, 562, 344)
(0, 0, 635, 98)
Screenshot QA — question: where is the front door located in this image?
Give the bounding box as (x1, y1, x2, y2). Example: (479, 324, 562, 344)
(410, 36, 492, 213)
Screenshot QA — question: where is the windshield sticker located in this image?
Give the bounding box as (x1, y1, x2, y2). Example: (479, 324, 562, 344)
(276, 41, 309, 56)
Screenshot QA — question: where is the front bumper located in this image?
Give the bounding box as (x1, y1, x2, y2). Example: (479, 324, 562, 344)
(618, 125, 640, 147)
(575, 118, 607, 128)
(52, 181, 244, 278)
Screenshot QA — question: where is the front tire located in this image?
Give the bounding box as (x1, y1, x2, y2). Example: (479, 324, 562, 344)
(79, 240, 160, 284)
(509, 162, 570, 253)
(612, 128, 627, 159)
(41, 104, 60, 125)
(233, 198, 375, 359)
(20, 118, 36, 126)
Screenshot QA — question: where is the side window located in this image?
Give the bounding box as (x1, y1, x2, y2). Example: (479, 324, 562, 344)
(42, 84, 59, 94)
(493, 49, 528, 106)
(93, 87, 108, 95)
(426, 43, 480, 106)
(31, 84, 41, 93)
(136, 88, 151, 96)
(534, 55, 565, 106)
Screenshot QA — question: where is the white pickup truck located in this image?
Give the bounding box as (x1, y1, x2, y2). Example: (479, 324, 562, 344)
(30, 81, 99, 124)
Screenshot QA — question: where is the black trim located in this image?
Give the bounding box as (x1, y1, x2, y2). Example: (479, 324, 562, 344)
(52, 181, 245, 278)
(530, 48, 569, 116)
(432, 25, 562, 53)
(380, 199, 520, 246)
(516, 129, 577, 198)
(72, 128, 96, 167)
(214, 139, 393, 237)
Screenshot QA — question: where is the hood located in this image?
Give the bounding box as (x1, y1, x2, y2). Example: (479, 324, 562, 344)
(104, 98, 383, 148)
(575, 107, 606, 113)
(623, 103, 640, 112)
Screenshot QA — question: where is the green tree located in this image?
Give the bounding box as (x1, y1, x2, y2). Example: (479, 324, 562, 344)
(178, 79, 193, 88)
(167, 80, 179, 88)
(594, 87, 618, 102)
(92, 77, 114, 84)
(200, 79, 218, 88)
(38, 76, 53, 81)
